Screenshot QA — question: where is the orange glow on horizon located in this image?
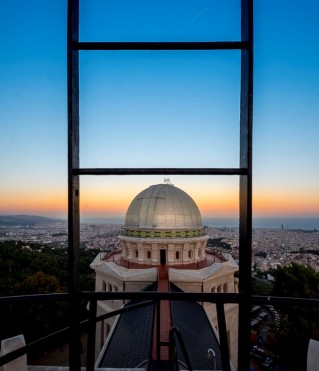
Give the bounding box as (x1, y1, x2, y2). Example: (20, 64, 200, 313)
(0, 185, 318, 218)
(0, 190, 67, 216)
(253, 191, 319, 217)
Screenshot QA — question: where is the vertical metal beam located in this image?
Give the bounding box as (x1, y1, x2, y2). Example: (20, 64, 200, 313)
(67, 0, 81, 369)
(156, 300, 161, 367)
(238, 0, 253, 370)
(216, 303, 231, 371)
(87, 299, 97, 371)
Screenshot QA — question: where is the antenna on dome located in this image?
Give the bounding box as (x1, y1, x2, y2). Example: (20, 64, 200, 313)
(163, 178, 172, 185)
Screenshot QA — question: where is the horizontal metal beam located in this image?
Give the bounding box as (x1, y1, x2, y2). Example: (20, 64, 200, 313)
(82, 291, 241, 303)
(0, 293, 69, 305)
(253, 295, 319, 307)
(75, 41, 248, 51)
(73, 168, 247, 176)
(2, 292, 319, 308)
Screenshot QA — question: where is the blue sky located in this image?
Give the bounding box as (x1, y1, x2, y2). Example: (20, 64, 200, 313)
(0, 0, 318, 222)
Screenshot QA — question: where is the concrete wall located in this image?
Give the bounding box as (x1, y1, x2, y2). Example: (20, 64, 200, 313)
(0, 335, 26, 371)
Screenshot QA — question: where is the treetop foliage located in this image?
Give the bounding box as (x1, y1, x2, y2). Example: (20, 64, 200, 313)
(272, 262, 319, 299)
(0, 240, 99, 296)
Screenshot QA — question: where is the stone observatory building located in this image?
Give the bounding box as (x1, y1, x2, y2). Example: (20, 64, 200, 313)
(119, 183, 209, 266)
(90, 183, 239, 370)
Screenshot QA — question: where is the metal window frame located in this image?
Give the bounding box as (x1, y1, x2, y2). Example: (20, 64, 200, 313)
(67, 0, 253, 370)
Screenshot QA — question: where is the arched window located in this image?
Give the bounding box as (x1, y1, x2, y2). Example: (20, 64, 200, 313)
(108, 283, 112, 292)
(223, 282, 228, 293)
(211, 287, 215, 293)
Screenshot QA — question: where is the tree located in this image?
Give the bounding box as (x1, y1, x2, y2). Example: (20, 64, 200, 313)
(272, 263, 319, 299)
(270, 263, 319, 370)
(0, 241, 99, 357)
(15, 271, 62, 294)
(251, 277, 272, 296)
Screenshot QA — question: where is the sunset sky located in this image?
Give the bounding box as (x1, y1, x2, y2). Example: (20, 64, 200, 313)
(0, 0, 319, 225)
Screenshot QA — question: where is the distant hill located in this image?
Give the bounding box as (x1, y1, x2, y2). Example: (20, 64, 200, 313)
(0, 215, 64, 226)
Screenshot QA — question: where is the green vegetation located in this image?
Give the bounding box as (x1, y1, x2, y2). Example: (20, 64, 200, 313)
(0, 241, 99, 358)
(266, 264, 319, 370)
(251, 277, 273, 296)
(272, 263, 319, 299)
(0, 241, 98, 295)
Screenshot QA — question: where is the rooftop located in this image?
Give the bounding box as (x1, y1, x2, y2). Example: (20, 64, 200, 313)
(102, 248, 226, 270)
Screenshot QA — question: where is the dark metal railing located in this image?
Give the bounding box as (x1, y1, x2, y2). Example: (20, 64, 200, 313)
(1, 292, 319, 369)
(169, 326, 194, 371)
(75, 41, 248, 51)
(74, 168, 248, 176)
(68, 0, 254, 369)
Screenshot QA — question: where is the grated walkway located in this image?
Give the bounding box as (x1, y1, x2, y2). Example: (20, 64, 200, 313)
(99, 283, 155, 369)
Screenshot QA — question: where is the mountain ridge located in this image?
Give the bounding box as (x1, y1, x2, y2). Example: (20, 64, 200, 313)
(0, 215, 64, 226)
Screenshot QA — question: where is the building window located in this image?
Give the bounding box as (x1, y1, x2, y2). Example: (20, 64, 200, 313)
(217, 285, 222, 293)
(223, 282, 228, 293)
(108, 283, 112, 292)
(135, 249, 138, 258)
(102, 281, 106, 291)
(147, 250, 151, 260)
(176, 251, 181, 260)
(211, 287, 216, 293)
(188, 250, 193, 259)
(114, 285, 118, 292)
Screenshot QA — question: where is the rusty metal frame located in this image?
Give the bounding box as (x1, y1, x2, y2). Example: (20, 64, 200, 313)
(67, 0, 253, 369)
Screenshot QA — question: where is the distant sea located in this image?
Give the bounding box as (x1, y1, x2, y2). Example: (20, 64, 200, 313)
(81, 216, 319, 230)
(1, 215, 318, 230)
(203, 217, 319, 230)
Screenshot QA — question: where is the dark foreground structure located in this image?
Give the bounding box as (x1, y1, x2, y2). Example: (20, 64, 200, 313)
(2, 1, 319, 370)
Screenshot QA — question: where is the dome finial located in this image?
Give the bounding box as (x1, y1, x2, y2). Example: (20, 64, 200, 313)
(163, 178, 172, 185)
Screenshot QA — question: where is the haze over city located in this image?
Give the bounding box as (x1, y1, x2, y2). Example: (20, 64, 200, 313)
(0, 0, 318, 227)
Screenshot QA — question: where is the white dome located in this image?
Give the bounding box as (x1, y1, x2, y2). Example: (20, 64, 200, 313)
(124, 184, 202, 230)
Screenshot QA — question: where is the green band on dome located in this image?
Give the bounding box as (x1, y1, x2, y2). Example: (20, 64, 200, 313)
(121, 229, 205, 238)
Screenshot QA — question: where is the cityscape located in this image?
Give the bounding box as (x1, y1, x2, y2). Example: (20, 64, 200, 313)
(1, 211, 318, 369)
(0, 215, 318, 274)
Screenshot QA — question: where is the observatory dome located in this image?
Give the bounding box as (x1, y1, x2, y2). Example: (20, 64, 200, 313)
(124, 184, 202, 231)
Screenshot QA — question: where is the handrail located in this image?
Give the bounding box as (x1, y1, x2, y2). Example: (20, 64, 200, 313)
(169, 326, 193, 371)
(0, 297, 155, 368)
(2, 292, 318, 307)
(1, 293, 319, 368)
(0, 292, 69, 305)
